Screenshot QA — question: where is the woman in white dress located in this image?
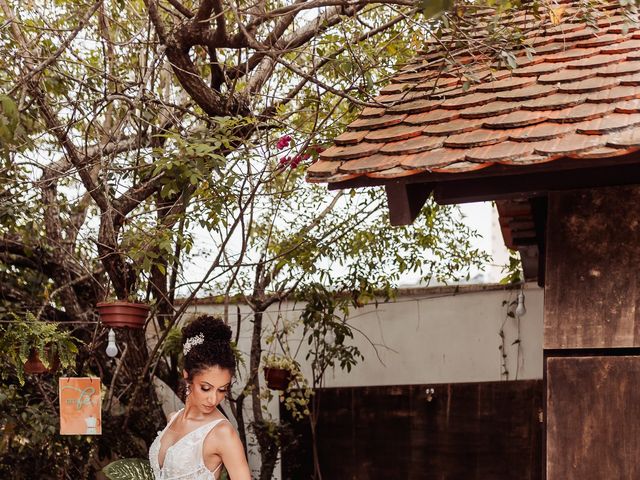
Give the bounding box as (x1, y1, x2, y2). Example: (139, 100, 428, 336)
(149, 315, 251, 479)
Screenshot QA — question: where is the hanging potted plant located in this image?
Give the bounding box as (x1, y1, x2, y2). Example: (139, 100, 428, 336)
(263, 354, 297, 391)
(0, 313, 79, 384)
(96, 297, 150, 329)
(23, 348, 49, 374)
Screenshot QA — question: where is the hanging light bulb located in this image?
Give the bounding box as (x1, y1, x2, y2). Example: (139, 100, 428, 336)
(325, 330, 336, 346)
(106, 329, 118, 358)
(515, 291, 526, 317)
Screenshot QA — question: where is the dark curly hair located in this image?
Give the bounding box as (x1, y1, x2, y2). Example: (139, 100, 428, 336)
(182, 314, 236, 380)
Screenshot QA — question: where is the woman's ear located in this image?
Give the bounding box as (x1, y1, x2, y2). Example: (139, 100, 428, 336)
(182, 369, 189, 381)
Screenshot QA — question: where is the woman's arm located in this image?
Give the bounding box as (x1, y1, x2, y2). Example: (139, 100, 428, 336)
(210, 422, 251, 479)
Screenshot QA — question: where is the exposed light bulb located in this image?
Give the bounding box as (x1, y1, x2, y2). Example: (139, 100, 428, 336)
(515, 291, 526, 317)
(325, 330, 336, 346)
(106, 329, 119, 357)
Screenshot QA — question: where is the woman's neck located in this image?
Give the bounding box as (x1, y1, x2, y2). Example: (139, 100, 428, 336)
(182, 398, 218, 422)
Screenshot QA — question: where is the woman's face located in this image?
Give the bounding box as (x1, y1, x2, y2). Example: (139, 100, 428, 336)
(185, 365, 232, 414)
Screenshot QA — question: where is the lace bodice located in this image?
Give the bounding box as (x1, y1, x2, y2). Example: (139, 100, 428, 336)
(149, 409, 226, 480)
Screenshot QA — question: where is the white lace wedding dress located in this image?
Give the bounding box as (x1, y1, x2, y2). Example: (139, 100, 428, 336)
(149, 409, 226, 479)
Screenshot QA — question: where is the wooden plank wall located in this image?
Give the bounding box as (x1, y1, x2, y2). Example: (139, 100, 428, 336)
(282, 380, 542, 480)
(546, 355, 640, 479)
(545, 186, 640, 349)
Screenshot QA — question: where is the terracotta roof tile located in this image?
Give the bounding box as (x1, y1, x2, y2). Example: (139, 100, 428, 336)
(544, 47, 601, 63)
(400, 148, 466, 170)
(431, 160, 494, 173)
(483, 110, 549, 129)
(565, 53, 627, 69)
(307, 171, 359, 184)
(306, 160, 341, 177)
(586, 85, 640, 102)
(548, 102, 615, 122)
(552, 27, 598, 43)
(509, 122, 577, 142)
(533, 133, 605, 155)
(538, 68, 596, 84)
(379, 83, 408, 94)
(618, 73, 640, 86)
(512, 62, 562, 77)
(600, 38, 640, 53)
(347, 114, 406, 130)
(465, 141, 536, 162)
(444, 129, 509, 148)
(606, 129, 640, 147)
(459, 101, 520, 119)
(542, 23, 586, 36)
(320, 142, 381, 160)
(476, 77, 535, 92)
(613, 98, 640, 113)
(597, 14, 633, 29)
(594, 60, 640, 76)
(558, 76, 620, 94)
(575, 113, 640, 134)
(337, 153, 399, 173)
(364, 124, 424, 142)
(422, 118, 482, 136)
(366, 166, 424, 179)
(387, 98, 443, 114)
(310, 2, 640, 185)
(334, 130, 370, 146)
(522, 93, 586, 110)
(440, 91, 497, 109)
(569, 146, 636, 158)
(360, 107, 386, 117)
(374, 91, 427, 103)
(498, 154, 557, 166)
(405, 109, 460, 125)
(379, 135, 445, 154)
(415, 77, 462, 91)
(576, 33, 625, 48)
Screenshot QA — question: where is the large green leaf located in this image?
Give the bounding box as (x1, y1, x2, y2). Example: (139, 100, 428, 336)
(102, 458, 154, 480)
(421, 0, 452, 19)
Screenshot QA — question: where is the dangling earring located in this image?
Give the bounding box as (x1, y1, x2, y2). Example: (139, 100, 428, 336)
(185, 383, 191, 396)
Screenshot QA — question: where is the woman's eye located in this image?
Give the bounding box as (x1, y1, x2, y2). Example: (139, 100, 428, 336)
(202, 387, 210, 392)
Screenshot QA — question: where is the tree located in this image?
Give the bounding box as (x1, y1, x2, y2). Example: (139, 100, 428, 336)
(0, 0, 493, 477)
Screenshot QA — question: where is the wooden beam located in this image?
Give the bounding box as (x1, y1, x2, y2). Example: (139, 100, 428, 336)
(433, 162, 640, 205)
(385, 183, 432, 226)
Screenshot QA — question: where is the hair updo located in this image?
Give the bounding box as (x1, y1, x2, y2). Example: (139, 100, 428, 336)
(182, 314, 236, 380)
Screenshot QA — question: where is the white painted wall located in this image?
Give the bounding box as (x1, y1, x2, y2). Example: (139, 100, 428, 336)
(184, 282, 543, 387)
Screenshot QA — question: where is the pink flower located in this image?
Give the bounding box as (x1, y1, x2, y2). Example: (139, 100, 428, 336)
(278, 156, 290, 167)
(276, 135, 292, 150)
(290, 155, 302, 169)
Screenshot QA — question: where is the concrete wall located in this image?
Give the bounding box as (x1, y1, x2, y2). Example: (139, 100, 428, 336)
(184, 282, 543, 388)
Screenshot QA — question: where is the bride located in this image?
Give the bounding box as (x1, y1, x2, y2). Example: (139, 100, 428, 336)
(149, 315, 251, 479)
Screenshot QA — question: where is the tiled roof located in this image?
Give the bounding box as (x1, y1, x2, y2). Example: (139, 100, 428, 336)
(307, 1, 640, 186)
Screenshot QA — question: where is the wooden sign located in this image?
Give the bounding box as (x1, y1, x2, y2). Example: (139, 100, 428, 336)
(59, 377, 102, 435)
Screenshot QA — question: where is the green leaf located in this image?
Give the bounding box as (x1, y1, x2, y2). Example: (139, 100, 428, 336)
(102, 458, 154, 480)
(421, 0, 451, 19)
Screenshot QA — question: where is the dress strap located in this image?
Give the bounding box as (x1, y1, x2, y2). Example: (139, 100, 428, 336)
(198, 418, 228, 465)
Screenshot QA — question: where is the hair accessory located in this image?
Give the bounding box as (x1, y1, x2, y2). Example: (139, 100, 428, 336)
(183, 333, 205, 356)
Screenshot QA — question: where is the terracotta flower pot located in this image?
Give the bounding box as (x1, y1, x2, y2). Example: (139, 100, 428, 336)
(23, 348, 48, 374)
(264, 367, 292, 390)
(96, 301, 150, 329)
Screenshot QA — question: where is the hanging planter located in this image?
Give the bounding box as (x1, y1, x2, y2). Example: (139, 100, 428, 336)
(96, 301, 150, 329)
(23, 348, 48, 374)
(264, 366, 292, 391)
(23, 347, 59, 374)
